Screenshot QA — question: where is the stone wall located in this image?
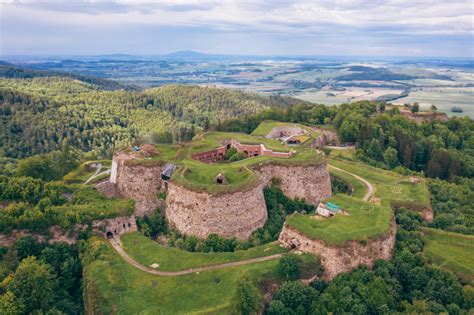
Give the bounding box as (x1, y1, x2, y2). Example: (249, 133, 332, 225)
(114, 162, 164, 216)
(279, 219, 396, 280)
(256, 161, 332, 205)
(165, 182, 267, 240)
(92, 216, 137, 239)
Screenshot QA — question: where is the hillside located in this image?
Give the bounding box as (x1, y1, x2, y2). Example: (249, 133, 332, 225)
(0, 78, 297, 158)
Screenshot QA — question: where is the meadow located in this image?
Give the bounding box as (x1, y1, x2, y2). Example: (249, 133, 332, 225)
(423, 228, 474, 284)
(121, 232, 287, 271)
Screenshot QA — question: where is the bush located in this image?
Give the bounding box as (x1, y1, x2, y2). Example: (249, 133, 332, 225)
(278, 253, 302, 281)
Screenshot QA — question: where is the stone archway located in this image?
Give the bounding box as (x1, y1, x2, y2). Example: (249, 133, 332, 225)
(106, 231, 114, 239)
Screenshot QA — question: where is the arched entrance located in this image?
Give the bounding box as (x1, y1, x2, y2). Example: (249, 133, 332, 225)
(106, 231, 114, 239)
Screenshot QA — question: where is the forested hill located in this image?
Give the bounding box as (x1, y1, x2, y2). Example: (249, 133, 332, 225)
(0, 77, 296, 158)
(0, 64, 134, 91)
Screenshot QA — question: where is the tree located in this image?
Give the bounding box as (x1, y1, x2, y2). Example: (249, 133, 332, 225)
(234, 274, 261, 315)
(272, 281, 317, 312)
(411, 103, 420, 113)
(4, 256, 57, 314)
(278, 253, 302, 281)
(383, 147, 400, 168)
(0, 291, 25, 315)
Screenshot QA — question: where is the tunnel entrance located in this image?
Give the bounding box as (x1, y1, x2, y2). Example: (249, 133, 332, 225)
(106, 231, 114, 239)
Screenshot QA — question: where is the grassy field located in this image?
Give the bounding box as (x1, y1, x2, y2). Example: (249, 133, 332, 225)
(328, 147, 356, 160)
(121, 232, 287, 271)
(83, 236, 318, 314)
(251, 120, 320, 138)
(329, 167, 367, 200)
(394, 86, 474, 117)
(286, 194, 392, 245)
(328, 158, 431, 208)
(63, 160, 111, 184)
(423, 228, 474, 284)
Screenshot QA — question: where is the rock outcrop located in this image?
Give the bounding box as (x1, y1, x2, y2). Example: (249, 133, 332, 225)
(279, 218, 396, 280)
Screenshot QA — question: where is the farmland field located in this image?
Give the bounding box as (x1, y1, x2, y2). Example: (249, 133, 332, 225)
(394, 86, 474, 117)
(293, 87, 404, 105)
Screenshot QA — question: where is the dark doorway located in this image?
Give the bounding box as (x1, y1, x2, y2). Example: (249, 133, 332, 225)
(106, 231, 114, 239)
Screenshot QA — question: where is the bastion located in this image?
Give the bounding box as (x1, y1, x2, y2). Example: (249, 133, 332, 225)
(104, 126, 332, 240)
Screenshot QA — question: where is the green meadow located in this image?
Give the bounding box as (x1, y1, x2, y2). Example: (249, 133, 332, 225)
(423, 228, 474, 284)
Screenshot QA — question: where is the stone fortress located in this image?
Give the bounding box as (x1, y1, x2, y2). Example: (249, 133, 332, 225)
(104, 124, 333, 240)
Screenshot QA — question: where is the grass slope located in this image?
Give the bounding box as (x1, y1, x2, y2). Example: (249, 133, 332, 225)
(121, 232, 287, 271)
(83, 237, 281, 314)
(286, 194, 392, 245)
(251, 120, 320, 138)
(423, 228, 474, 284)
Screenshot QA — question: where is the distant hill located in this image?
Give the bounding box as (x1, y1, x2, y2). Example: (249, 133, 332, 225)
(0, 63, 137, 91)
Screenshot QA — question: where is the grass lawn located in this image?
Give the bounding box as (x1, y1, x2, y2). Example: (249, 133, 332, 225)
(121, 232, 287, 271)
(328, 158, 431, 208)
(286, 194, 392, 245)
(423, 228, 474, 284)
(83, 237, 316, 314)
(63, 160, 111, 184)
(328, 147, 356, 160)
(329, 167, 367, 200)
(251, 120, 320, 138)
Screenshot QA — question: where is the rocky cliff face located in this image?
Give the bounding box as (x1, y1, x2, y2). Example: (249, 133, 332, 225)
(279, 218, 396, 280)
(114, 162, 163, 216)
(165, 182, 267, 240)
(256, 162, 332, 205)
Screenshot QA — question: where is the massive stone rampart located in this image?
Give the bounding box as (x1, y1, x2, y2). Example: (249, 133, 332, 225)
(114, 162, 163, 216)
(256, 161, 332, 205)
(165, 182, 267, 240)
(279, 218, 396, 280)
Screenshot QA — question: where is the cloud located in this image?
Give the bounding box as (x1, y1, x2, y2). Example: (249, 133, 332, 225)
(0, 0, 472, 56)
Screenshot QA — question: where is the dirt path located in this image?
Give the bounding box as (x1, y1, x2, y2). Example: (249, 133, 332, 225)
(109, 238, 283, 276)
(328, 164, 374, 201)
(84, 169, 110, 185)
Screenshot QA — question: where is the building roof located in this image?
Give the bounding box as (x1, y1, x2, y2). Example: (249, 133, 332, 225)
(161, 163, 177, 178)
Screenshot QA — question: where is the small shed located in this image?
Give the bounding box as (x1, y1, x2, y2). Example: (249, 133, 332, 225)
(316, 202, 341, 218)
(161, 163, 177, 181)
(214, 173, 228, 185)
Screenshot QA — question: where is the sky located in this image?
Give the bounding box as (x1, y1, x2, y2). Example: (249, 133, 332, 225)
(1, 0, 473, 57)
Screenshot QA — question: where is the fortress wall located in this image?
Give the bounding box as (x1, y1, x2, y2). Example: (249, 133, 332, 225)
(92, 216, 137, 239)
(114, 160, 163, 216)
(256, 161, 332, 205)
(279, 218, 396, 281)
(165, 182, 267, 240)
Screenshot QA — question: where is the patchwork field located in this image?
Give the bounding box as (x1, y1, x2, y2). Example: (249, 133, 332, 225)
(394, 86, 474, 117)
(423, 228, 474, 284)
(121, 232, 287, 271)
(293, 87, 404, 105)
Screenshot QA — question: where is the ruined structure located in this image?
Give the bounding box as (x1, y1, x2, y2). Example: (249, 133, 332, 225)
(191, 139, 294, 163)
(279, 219, 397, 280)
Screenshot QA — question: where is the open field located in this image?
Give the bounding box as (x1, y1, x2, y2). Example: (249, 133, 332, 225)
(328, 158, 431, 208)
(394, 86, 474, 117)
(423, 228, 474, 284)
(286, 194, 392, 245)
(63, 160, 111, 184)
(293, 87, 404, 105)
(121, 232, 287, 271)
(83, 237, 280, 314)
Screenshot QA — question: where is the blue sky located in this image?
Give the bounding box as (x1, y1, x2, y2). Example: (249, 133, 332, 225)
(1, 0, 473, 57)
